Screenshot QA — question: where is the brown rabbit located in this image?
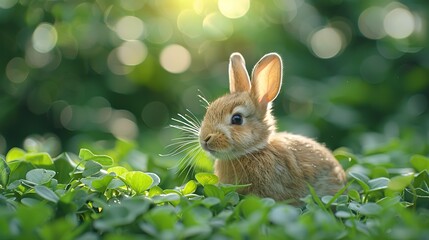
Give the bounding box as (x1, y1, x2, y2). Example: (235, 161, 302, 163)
(199, 52, 346, 205)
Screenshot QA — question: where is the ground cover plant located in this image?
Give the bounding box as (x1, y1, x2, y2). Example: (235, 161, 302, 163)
(1, 0, 428, 239)
(1, 136, 429, 240)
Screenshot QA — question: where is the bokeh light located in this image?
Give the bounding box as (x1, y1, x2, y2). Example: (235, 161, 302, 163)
(6, 57, 29, 83)
(0, 0, 17, 9)
(383, 7, 415, 39)
(107, 49, 134, 75)
(160, 44, 192, 74)
(218, 0, 250, 19)
(115, 16, 145, 40)
(109, 117, 138, 140)
(358, 7, 386, 40)
(116, 40, 148, 66)
(32, 23, 58, 53)
(25, 45, 53, 68)
(309, 27, 344, 59)
(0, 0, 428, 167)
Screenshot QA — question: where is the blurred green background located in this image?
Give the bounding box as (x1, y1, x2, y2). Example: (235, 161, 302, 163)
(0, 0, 428, 177)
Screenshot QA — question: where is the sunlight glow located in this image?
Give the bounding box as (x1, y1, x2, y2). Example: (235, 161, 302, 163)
(203, 13, 233, 41)
(177, 10, 203, 38)
(32, 23, 58, 53)
(160, 44, 192, 74)
(384, 7, 415, 39)
(218, 0, 250, 19)
(310, 27, 344, 59)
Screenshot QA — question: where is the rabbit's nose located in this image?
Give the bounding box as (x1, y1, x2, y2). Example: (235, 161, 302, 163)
(204, 134, 213, 143)
(201, 134, 214, 151)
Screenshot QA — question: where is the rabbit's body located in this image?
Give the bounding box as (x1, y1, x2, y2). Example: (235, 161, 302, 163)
(215, 132, 346, 204)
(199, 52, 346, 204)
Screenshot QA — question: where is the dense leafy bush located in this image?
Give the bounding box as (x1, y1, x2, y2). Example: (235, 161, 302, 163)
(1, 140, 429, 239)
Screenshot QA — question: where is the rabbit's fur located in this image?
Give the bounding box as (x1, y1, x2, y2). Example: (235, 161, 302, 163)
(199, 53, 346, 205)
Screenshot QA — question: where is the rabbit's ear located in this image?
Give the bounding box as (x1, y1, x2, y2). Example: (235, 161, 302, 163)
(251, 53, 282, 105)
(229, 52, 251, 93)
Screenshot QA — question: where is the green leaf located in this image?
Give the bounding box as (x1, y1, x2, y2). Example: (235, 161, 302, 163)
(348, 189, 361, 202)
(368, 177, 390, 192)
(182, 206, 213, 227)
(182, 180, 197, 195)
(148, 186, 163, 197)
(201, 197, 221, 207)
(5, 147, 26, 162)
(92, 173, 115, 192)
(349, 172, 370, 193)
(335, 211, 354, 218)
(83, 160, 102, 177)
(413, 170, 429, 189)
(123, 171, 153, 194)
(152, 193, 181, 204)
(410, 155, 429, 172)
(388, 174, 414, 191)
(79, 148, 113, 166)
(269, 205, 301, 225)
(34, 185, 59, 203)
(204, 184, 224, 200)
(144, 206, 177, 231)
(195, 172, 218, 186)
(238, 197, 264, 218)
(8, 160, 35, 183)
(357, 202, 382, 216)
(147, 172, 160, 188)
(26, 168, 56, 185)
(25, 152, 53, 166)
(0, 156, 10, 187)
(53, 153, 76, 184)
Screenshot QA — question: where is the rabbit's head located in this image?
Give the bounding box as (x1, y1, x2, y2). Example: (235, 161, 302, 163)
(199, 53, 283, 160)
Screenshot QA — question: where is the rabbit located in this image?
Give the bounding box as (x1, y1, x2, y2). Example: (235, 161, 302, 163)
(198, 52, 346, 205)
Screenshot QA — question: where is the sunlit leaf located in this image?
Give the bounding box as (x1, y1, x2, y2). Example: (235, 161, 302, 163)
(195, 172, 218, 186)
(182, 180, 197, 195)
(5, 147, 26, 162)
(348, 189, 361, 202)
(107, 166, 129, 177)
(0, 156, 10, 187)
(25, 153, 53, 166)
(79, 148, 113, 166)
(123, 171, 153, 194)
(388, 174, 414, 192)
(410, 155, 429, 172)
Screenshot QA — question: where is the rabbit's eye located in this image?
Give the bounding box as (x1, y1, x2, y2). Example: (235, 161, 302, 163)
(231, 113, 243, 125)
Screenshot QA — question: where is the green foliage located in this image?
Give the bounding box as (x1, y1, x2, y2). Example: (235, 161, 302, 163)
(1, 145, 429, 239)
